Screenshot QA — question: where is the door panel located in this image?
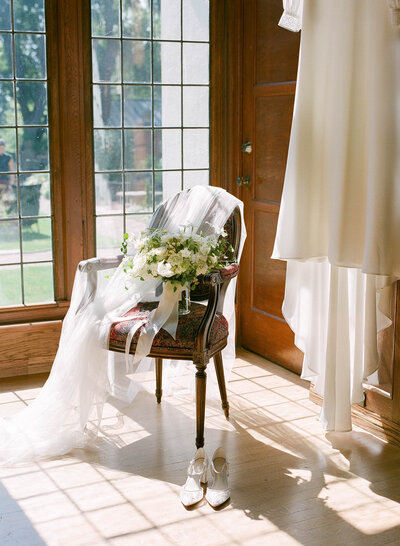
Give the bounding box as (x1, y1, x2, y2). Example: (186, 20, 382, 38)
(255, 0, 300, 83)
(239, 0, 303, 373)
(254, 95, 296, 202)
(253, 210, 285, 318)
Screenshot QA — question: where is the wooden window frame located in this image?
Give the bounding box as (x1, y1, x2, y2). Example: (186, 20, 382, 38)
(0, 0, 231, 377)
(0, 0, 95, 327)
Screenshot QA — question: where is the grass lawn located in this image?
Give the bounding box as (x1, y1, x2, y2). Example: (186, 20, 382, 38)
(0, 218, 52, 253)
(0, 263, 54, 306)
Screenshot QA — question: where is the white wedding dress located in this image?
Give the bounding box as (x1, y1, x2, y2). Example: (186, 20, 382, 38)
(0, 186, 246, 465)
(273, 0, 400, 430)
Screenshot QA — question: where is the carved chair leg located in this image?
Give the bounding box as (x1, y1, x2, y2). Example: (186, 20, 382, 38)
(155, 357, 163, 404)
(195, 363, 207, 448)
(213, 351, 229, 419)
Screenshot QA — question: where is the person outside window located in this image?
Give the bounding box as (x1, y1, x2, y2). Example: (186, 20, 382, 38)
(0, 138, 15, 197)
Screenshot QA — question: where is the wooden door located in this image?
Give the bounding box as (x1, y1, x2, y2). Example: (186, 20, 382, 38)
(239, 0, 303, 373)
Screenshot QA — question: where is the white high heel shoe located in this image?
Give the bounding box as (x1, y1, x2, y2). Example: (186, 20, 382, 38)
(205, 447, 230, 508)
(180, 448, 208, 508)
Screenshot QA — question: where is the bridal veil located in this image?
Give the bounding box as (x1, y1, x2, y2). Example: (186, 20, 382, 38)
(0, 186, 246, 465)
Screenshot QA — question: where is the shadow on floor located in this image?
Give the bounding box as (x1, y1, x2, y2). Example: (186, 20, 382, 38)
(0, 483, 46, 546)
(74, 390, 400, 545)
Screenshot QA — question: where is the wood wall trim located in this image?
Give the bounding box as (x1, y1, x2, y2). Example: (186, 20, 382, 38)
(0, 321, 61, 378)
(55, 0, 95, 298)
(0, 303, 69, 327)
(210, 0, 243, 197)
(310, 387, 400, 448)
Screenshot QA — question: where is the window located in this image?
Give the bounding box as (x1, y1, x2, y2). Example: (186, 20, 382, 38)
(0, 0, 53, 306)
(0, 0, 220, 376)
(90, 0, 210, 256)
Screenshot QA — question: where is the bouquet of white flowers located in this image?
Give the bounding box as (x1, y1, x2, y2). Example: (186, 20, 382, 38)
(121, 225, 233, 289)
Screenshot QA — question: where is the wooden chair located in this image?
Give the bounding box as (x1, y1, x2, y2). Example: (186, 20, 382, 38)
(80, 204, 241, 448)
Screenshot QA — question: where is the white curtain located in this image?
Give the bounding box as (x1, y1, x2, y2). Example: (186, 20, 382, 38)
(274, 0, 400, 430)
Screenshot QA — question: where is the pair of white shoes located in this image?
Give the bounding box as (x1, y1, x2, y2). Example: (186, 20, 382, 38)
(180, 447, 230, 509)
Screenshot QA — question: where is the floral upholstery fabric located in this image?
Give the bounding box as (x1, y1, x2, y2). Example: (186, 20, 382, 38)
(109, 302, 229, 356)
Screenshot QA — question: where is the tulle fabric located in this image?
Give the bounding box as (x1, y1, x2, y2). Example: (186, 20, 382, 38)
(0, 186, 246, 465)
(274, 0, 400, 431)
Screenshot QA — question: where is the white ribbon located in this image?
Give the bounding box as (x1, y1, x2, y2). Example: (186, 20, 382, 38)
(125, 282, 185, 371)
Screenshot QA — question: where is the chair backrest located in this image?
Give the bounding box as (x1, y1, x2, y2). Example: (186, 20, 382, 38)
(150, 188, 242, 302)
(190, 205, 241, 302)
(149, 186, 242, 301)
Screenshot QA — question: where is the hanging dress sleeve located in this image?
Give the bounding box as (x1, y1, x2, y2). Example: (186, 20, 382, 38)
(387, 0, 400, 27)
(278, 0, 303, 32)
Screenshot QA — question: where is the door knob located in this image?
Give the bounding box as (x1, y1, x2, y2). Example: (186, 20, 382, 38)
(242, 141, 252, 154)
(236, 176, 251, 187)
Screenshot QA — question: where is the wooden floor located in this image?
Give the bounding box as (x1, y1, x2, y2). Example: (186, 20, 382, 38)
(1, 349, 400, 545)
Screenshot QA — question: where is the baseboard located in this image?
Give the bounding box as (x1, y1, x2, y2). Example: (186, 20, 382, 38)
(309, 387, 400, 448)
(0, 321, 61, 378)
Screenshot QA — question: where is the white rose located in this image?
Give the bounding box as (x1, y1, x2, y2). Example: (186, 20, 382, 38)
(157, 261, 175, 278)
(198, 264, 209, 275)
(180, 248, 191, 258)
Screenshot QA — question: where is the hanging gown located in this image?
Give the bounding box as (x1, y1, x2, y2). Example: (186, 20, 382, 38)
(272, 0, 400, 430)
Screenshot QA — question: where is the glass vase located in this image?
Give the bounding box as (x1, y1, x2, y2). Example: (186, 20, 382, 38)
(178, 283, 191, 315)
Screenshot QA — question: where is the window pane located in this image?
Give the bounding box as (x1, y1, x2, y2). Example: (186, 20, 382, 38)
(183, 169, 209, 189)
(96, 215, 124, 257)
(0, 220, 20, 264)
(15, 34, 46, 79)
(94, 129, 122, 171)
(0, 265, 22, 306)
(16, 81, 48, 126)
(183, 0, 209, 42)
(18, 127, 49, 171)
(91, 0, 121, 38)
(153, 42, 181, 84)
(93, 85, 122, 127)
(124, 129, 152, 170)
(95, 173, 123, 214)
(154, 129, 181, 170)
(0, 81, 15, 126)
(123, 40, 151, 83)
(122, 0, 151, 38)
(124, 85, 152, 127)
(183, 86, 208, 127)
(23, 262, 54, 304)
(154, 86, 181, 127)
(153, 0, 181, 40)
(0, 0, 11, 31)
(19, 173, 50, 216)
(13, 0, 45, 32)
(0, 0, 53, 308)
(154, 171, 181, 206)
(183, 129, 208, 169)
(22, 217, 52, 262)
(183, 43, 209, 84)
(91, 0, 210, 248)
(125, 172, 153, 213)
(126, 213, 151, 236)
(0, 34, 13, 78)
(92, 39, 121, 83)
